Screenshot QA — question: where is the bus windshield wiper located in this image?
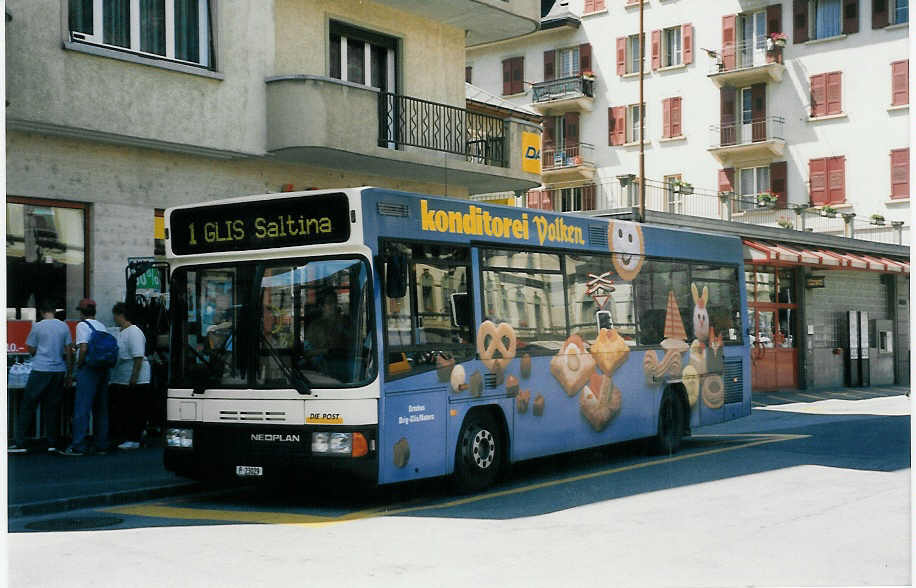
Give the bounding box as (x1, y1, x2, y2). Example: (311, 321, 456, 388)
(258, 330, 312, 395)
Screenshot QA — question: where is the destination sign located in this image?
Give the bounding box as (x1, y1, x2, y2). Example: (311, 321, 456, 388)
(169, 193, 351, 255)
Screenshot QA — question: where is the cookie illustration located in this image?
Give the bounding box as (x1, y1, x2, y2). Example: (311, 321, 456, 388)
(580, 373, 623, 432)
(505, 374, 519, 398)
(469, 370, 483, 397)
(477, 320, 517, 372)
(436, 354, 455, 382)
(682, 364, 699, 407)
(393, 437, 410, 468)
(689, 340, 707, 376)
(590, 328, 630, 375)
(702, 374, 725, 409)
(608, 219, 645, 281)
(450, 364, 467, 394)
(532, 394, 545, 416)
(516, 389, 531, 413)
(643, 350, 660, 384)
(520, 353, 532, 378)
(550, 334, 596, 397)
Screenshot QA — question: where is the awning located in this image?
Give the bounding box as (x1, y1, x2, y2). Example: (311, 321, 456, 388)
(743, 239, 909, 273)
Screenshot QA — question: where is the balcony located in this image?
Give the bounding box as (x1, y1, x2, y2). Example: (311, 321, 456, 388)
(372, 0, 539, 46)
(707, 39, 785, 87)
(529, 75, 595, 116)
(708, 116, 785, 165)
(265, 75, 541, 194)
(541, 143, 595, 182)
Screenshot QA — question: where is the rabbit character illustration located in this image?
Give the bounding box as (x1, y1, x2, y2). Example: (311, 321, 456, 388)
(691, 283, 710, 343)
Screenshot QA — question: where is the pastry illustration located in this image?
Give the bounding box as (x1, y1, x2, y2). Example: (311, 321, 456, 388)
(702, 374, 725, 409)
(689, 339, 707, 376)
(549, 334, 596, 397)
(643, 348, 683, 384)
(608, 219, 646, 281)
(520, 353, 532, 378)
(477, 320, 518, 372)
(660, 290, 689, 354)
(682, 364, 700, 407)
(450, 364, 467, 394)
(707, 328, 724, 374)
(532, 394, 545, 416)
(590, 328, 630, 375)
(579, 372, 622, 432)
(469, 370, 483, 397)
(393, 437, 410, 468)
(436, 354, 455, 382)
(516, 389, 531, 413)
(505, 374, 520, 397)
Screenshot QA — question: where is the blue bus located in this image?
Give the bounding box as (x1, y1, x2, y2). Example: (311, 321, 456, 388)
(163, 187, 750, 490)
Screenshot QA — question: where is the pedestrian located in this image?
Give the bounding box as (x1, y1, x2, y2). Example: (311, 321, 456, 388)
(8, 301, 73, 454)
(109, 302, 151, 450)
(60, 298, 112, 456)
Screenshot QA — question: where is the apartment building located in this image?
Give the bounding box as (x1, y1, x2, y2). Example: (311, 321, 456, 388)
(5, 0, 542, 325)
(467, 1, 909, 390)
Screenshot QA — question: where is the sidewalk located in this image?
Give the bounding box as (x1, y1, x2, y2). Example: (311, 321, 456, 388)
(7, 443, 200, 518)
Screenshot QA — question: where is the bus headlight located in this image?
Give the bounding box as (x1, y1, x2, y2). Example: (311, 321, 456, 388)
(328, 432, 352, 455)
(311, 432, 369, 457)
(311, 432, 329, 453)
(167, 428, 193, 448)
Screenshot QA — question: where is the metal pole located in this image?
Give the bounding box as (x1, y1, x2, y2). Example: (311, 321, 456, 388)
(638, 0, 645, 223)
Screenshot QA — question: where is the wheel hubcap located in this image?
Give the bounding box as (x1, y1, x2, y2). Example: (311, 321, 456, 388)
(471, 429, 494, 469)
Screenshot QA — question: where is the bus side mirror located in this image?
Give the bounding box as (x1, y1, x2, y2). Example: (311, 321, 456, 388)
(385, 254, 408, 299)
(451, 292, 470, 328)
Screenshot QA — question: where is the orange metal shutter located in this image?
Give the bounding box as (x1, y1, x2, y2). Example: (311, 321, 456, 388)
(718, 168, 735, 194)
(827, 156, 846, 204)
(809, 158, 827, 204)
(722, 15, 736, 70)
(890, 148, 909, 199)
(810, 73, 826, 117)
(616, 37, 626, 75)
(683, 24, 693, 64)
(892, 60, 908, 106)
(651, 30, 660, 70)
(670, 96, 682, 137)
(662, 98, 671, 138)
(826, 71, 842, 115)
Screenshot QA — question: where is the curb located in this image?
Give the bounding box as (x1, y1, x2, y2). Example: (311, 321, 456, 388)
(8, 481, 204, 519)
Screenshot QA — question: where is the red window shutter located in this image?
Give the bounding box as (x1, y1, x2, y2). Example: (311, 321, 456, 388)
(794, 0, 809, 43)
(670, 96, 682, 137)
(543, 116, 556, 149)
(810, 73, 826, 117)
(579, 43, 592, 74)
(662, 98, 671, 138)
(767, 4, 782, 35)
(564, 112, 579, 148)
(891, 148, 909, 199)
(542, 189, 555, 211)
(595, 0, 606, 11)
(827, 156, 846, 204)
(526, 189, 541, 208)
(511, 57, 524, 94)
(809, 158, 827, 204)
(544, 50, 555, 81)
(720, 86, 737, 146)
(616, 37, 626, 75)
(502, 59, 512, 95)
(873, 0, 889, 28)
(582, 185, 597, 210)
(608, 107, 614, 146)
(770, 161, 788, 208)
(718, 168, 735, 194)
(615, 106, 626, 146)
(842, 0, 858, 34)
(584, 0, 595, 13)
(651, 29, 661, 70)
(892, 60, 908, 106)
(465, 66, 472, 84)
(826, 71, 842, 115)
(722, 15, 737, 71)
(682, 24, 693, 64)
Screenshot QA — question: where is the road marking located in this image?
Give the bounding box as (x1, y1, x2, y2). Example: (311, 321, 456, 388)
(104, 433, 808, 526)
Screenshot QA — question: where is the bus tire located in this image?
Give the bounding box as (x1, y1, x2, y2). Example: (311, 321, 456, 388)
(651, 388, 685, 455)
(453, 410, 504, 493)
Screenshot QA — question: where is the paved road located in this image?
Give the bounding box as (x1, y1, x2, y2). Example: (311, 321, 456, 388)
(7, 389, 912, 587)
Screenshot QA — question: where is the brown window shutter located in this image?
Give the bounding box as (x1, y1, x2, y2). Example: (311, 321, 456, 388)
(826, 71, 842, 115)
(502, 59, 512, 95)
(892, 60, 908, 106)
(891, 148, 909, 199)
(809, 158, 827, 205)
(582, 185, 596, 210)
(720, 86, 737, 146)
(810, 73, 826, 117)
(511, 57, 524, 94)
(827, 156, 846, 204)
(682, 24, 693, 64)
(543, 116, 556, 149)
(873, 0, 889, 28)
(579, 43, 592, 74)
(718, 168, 735, 194)
(564, 112, 579, 148)
(616, 37, 626, 75)
(544, 50, 555, 81)
(465, 66, 472, 84)
(608, 107, 614, 146)
(670, 96, 682, 137)
(751, 83, 767, 141)
(526, 189, 541, 208)
(767, 4, 782, 34)
(662, 98, 671, 138)
(794, 0, 809, 43)
(651, 29, 661, 70)
(542, 189, 555, 211)
(842, 0, 858, 34)
(722, 15, 737, 70)
(615, 107, 626, 146)
(770, 161, 788, 208)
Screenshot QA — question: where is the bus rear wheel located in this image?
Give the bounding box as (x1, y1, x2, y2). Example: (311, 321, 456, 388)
(454, 411, 503, 493)
(651, 389, 685, 455)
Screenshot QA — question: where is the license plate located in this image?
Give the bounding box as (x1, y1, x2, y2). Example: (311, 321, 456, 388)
(235, 465, 263, 477)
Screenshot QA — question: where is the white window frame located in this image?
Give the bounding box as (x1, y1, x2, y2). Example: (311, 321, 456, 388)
(662, 26, 682, 68)
(330, 29, 396, 92)
(69, 0, 210, 67)
(808, 0, 843, 40)
(664, 174, 684, 213)
(626, 103, 644, 143)
(560, 187, 583, 212)
(556, 46, 580, 79)
(626, 33, 643, 74)
(738, 166, 771, 210)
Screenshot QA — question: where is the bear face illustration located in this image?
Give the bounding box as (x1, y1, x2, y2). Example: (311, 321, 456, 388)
(608, 220, 645, 281)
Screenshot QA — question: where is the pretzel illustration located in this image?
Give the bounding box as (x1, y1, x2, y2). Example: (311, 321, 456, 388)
(477, 320, 517, 372)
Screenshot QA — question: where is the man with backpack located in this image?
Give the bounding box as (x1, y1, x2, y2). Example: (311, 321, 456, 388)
(60, 298, 117, 456)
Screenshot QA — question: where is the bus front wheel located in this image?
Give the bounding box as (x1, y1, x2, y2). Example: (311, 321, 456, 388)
(651, 388, 685, 455)
(454, 411, 503, 493)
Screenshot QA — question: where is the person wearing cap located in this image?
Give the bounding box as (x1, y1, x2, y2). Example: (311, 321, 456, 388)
(60, 298, 111, 456)
(8, 301, 73, 454)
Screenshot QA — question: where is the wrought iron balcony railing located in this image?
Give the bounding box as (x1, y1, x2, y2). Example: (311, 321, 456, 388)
(708, 38, 783, 74)
(378, 92, 507, 167)
(531, 75, 595, 104)
(709, 115, 785, 148)
(542, 143, 595, 170)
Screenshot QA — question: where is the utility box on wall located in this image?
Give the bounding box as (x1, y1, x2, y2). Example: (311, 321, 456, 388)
(871, 319, 893, 354)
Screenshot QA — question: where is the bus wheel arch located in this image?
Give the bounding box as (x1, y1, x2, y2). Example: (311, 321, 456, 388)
(651, 385, 686, 455)
(453, 405, 508, 493)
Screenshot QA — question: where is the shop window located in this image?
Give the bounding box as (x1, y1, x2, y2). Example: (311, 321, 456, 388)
(745, 268, 796, 348)
(6, 198, 88, 319)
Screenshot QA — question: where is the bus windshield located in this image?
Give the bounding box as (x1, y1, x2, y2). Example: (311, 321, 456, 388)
(171, 257, 375, 389)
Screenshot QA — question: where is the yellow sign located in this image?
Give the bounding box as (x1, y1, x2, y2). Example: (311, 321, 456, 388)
(521, 131, 542, 174)
(306, 413, 344, 425)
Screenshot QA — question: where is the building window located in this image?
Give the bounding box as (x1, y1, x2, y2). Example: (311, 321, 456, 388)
(810, 71, 842, 117)
(664, 174, 684, 213)
(329, 21, 397, 92)
(662, 26, 682, 67)
(738, 166, 770, 210)
(502, 56, 525, 95)
(661, 96, 682, 138)
(627, 33, 643, 74)
(68, 0, 212, 68)
(738, 11, 767, 67)
(6, 198, 88, 320)
(465, 66, 472, 84)
(809, 0, 842, 39)
(892, 0, 909, 23)
(809, 156, 846, 205)
(556, 46, 581, 78)
(626, 103, 643, 143)
(890, 148, 909, 199)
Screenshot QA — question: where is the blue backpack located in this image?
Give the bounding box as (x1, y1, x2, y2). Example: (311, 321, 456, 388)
(82, 320, 119, 368)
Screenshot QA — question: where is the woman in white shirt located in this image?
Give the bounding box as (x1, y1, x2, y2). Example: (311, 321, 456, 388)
(110, 302, 151, 449)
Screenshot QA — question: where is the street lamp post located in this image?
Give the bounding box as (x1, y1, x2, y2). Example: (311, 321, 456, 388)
(638, 0, 645, 223)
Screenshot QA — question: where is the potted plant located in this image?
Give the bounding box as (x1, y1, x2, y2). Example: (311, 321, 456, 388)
(777, 217, 794, 229)
(756, 192, 777, 207)
(870, 213, 885, 225)
(769, 32, 788, 48)
(821, 205, 838, 217)
(672, 179, 694, 195)
(581, 70, 595, 81)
